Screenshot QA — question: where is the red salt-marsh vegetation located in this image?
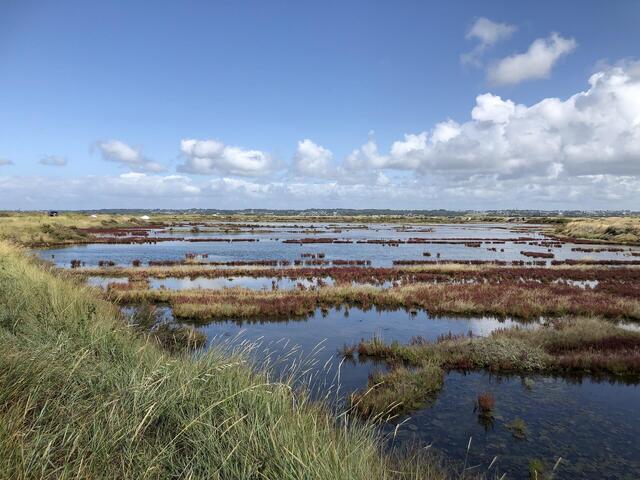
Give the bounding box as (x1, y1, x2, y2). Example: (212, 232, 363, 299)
(105, 278, 640, 322)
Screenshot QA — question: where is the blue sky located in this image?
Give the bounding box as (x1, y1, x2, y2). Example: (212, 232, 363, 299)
(1, 0, 640, 209)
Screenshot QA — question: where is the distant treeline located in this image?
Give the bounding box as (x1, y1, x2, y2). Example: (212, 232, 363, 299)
(3, 208, 638, 218)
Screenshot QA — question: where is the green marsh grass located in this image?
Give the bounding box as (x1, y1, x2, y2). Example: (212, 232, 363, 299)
(347, 317, 640, 417)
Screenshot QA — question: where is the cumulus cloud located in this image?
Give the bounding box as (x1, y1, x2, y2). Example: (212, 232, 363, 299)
(354, 62, 640, 182)
(292, 139, 334, 177)
(0, 158, 13, 166)
(94, 139, 166, 173)
(488, 33, 576, 85)
(39, 155, 68, 166)
(178, 139, 274, 176)
(345, 134, 388, 170)
(461, 17, 516, 66)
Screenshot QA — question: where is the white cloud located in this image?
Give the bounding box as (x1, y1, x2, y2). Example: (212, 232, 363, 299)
(467, 17, 517, 48)
(209, 177, 273, 196)
(352, 62, 640, 181)
(292, 139, 334, 177)
(0, 159, 13, 166)
(461, 17, 516, 66)
(39, 155, 68, 167)
(178, 139, 274, 176)
(389, 133, 428, 169)
(345, 135, 388, 170)
(94, 139, 166, 173)
(488, 33, 577, 85)
(471, 93, 517, 123)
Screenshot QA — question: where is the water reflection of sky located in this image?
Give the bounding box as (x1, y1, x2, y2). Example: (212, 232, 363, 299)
(37, 223, 638, 268)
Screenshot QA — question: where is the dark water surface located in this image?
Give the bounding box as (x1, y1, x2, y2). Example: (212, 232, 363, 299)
(386, 372, 640, 479)
(186, 308, 640, 479)
(196, 307, 532, 395)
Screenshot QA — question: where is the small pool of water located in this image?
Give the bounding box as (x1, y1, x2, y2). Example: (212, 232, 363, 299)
(86, 276, 128, 288)
(194, 308, 535, 395)
(386, 371, 640, 479)
(87, 276, 335, 290)
(149, 276, 334, 290)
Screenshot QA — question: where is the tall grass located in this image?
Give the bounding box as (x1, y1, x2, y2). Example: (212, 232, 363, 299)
(0, 241, 451, 479)
(557, 217, 640, 244)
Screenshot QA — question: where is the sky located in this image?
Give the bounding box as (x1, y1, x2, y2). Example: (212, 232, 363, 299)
(1, 0, 640, 210)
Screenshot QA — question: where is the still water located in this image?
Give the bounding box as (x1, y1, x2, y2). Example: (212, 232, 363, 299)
(39, 223, 638, 268)
(179, 307, 639, 479)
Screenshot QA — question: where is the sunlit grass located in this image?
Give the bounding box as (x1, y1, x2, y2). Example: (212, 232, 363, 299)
(557, 217, 640, 244)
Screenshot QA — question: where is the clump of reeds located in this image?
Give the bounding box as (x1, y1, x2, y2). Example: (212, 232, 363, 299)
(339, 343, 357, 358)
(350, 364, 444, 419)
(475, 392, 495, 417)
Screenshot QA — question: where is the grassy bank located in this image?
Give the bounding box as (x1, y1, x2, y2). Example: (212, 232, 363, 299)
(555, 217, 640, 245)
(0, 212, 143, 246)
(349, 317, 640, 418)
(0, 241, 452, 479)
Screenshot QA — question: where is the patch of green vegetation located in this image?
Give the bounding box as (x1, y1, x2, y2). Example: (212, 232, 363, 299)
(39, 222, 89, 242)
(528, 458, 550, 479)
(347, 318, 640, 417)
(350, 363, 444, 420)
(506, 418, 528, 440)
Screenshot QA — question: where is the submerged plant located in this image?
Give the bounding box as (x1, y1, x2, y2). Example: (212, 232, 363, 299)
(528, 458, 550, 479)
(506, 417, 528, 440)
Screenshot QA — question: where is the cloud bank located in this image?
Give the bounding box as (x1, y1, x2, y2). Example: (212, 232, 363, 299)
(353, 61, 640, 180)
